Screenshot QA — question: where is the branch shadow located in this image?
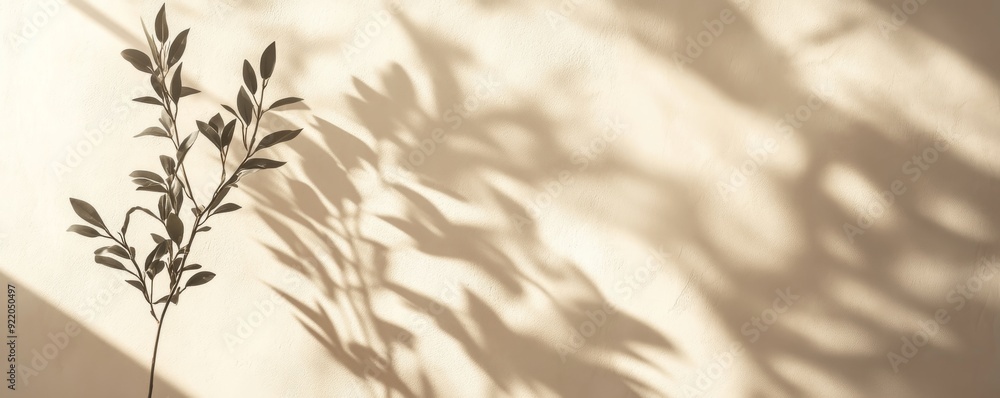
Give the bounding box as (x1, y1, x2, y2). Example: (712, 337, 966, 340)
(490, 0, 1000, 396)
(179, 0, 1000, 397)
(331, 0, 1000, 396)
(244, 9, 678, 398)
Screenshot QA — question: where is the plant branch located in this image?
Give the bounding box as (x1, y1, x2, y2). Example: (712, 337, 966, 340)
(72, 18, 297, 396)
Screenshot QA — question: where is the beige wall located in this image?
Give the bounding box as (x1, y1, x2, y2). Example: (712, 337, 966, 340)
(3, 0, 1000, 397)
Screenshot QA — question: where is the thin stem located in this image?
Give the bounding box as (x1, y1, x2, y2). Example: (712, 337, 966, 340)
(107, 231, 158, 322)
(149, 259, 157, 311)
(241, 121, 249, 152)
(147, 286, 175, 398)
(147, 144, 245, 349)
(145, 188, 211, 398)
(248, 81, 267, 153)
(164, 90, 199, 207)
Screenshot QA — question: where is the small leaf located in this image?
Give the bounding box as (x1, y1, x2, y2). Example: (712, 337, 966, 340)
(213, 203, 241, 215)
(159, 112, 171, 130)
(186, 271, 216, 287)
(150, 73, 165, 99)
(154, 4, 168, 43)
(268, 97, 303, 111)
(96, 245, 130, 259)
(242, 60, 257, 94)
(256, 129, 302, 151)
(224, 169, 258, 186)
(177, 132, 198, 164)
(125, 280, 148, 301)
(159, 155, 175, 175)
(154, 295, 171, 304)
(135, 126, 169, 138)
(167, 28, 189, 66)
(197, 120, 222, 150)
(221, 104, 239, 119)
(70, 198, 106, 229)
(170, 183, 182, 207)
(95, 255, 126, 271)
(157, 195, 169, 220)
(260, 42, 276, 79)
(134, 96, 163, 106)
(221, 119, 236, 148)
(209, 113, 224, 132)
(121, 49, 153, 73)
(130, 170, 165, 185)
(136, 184, 169, 194)
(183, 264, 202, 271)
(68, 224, 101, 238)
(110, 245, 131, 258)
(172, 182, 184, 212)
(237, 88, 253, 123)
(196, 226, 212, 233)
(144, 239, 170, 269)
(170, 63, 183, 103)
(208, 187, 231, 210)
(241, 158, 285, 170)
(150, 233, 166, 244)
(140, 19, 159, 65)
(170, 257, 185, 274)
(151, 260, 166, 276)
(166, 213, 184, 245)
(180, 87, 200, 97)
(132, 178, 158, 188)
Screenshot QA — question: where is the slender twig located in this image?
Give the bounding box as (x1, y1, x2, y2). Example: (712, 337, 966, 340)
(69, 7, 300, 397)
(147, 299, 168, 398)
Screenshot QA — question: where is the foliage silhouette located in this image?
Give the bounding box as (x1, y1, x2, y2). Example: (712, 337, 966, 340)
(66, 4, 303, 397)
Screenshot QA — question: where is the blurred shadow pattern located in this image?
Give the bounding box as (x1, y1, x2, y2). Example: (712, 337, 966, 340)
(222, 0, 1000, 397)
(244, 7, 679, 397)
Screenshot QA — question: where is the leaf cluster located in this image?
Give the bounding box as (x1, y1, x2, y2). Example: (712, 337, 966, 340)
(69, 4, 304, 322)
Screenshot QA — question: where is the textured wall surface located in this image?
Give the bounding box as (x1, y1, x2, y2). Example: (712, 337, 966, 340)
(2, 0, 1000, 397)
